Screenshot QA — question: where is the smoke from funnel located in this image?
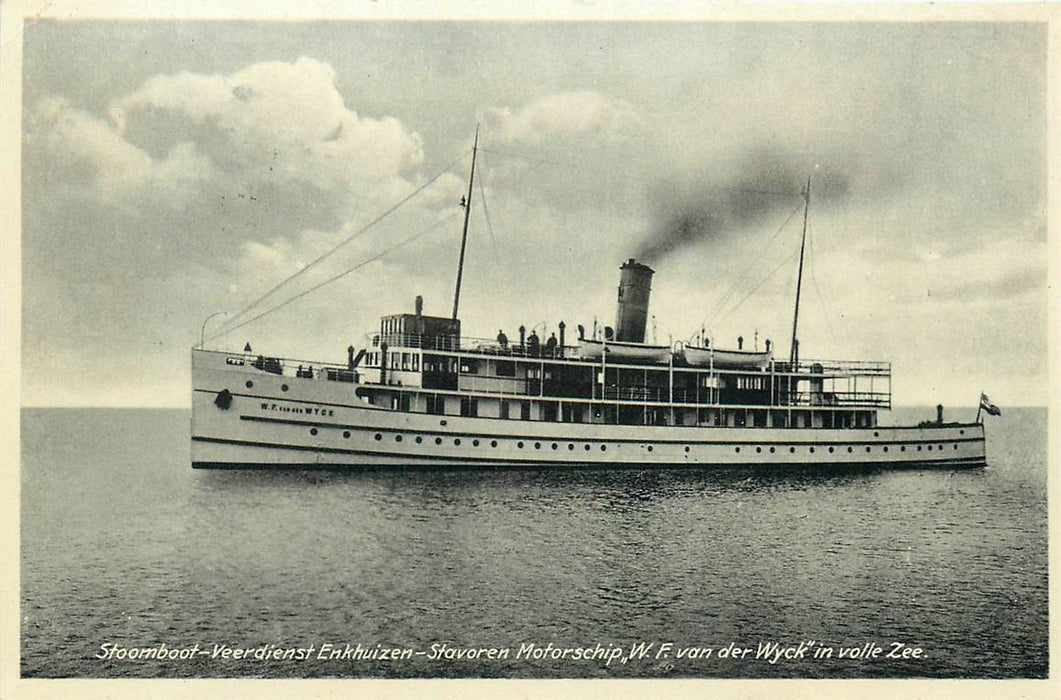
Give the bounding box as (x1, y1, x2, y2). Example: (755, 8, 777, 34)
(636, 149, 850, 264)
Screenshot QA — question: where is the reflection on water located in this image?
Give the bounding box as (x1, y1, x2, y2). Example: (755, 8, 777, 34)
(21, 408, 1047, 679)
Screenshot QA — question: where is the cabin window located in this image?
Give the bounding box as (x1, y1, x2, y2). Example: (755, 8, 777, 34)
(496, 361, 515, 377)
(426, 395, 445, 415)
(460, 397, 478, 417)
(461, 359, 479, 374)
(753, 411, 767, 428)
(391, 394, 410, 412)
(528, 367, 542, 380)
(411, 354, 420, 372)
(735, 411, 747, 428)
(499, 400, 510, 420)
(401, 353, 410, 371)
(541, 401, 558, 422)
(520, 401, 531, 420)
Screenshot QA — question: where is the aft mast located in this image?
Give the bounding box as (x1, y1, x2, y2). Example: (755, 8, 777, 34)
(451, 126, 480, 320)
(789, 175, 811, 365)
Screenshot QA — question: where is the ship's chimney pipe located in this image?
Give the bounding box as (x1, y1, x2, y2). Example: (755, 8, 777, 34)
(519, 325, 526, 351)
(614, 258, 655, 343)
(415, 295, 423, 316)
(937, 404, 944, 425)
(348, 345, 355, 370)
(558, 321, 566, 357)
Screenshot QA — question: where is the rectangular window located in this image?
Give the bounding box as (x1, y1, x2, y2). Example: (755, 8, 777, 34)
(460, 397, 478, 417)
(426, 395, 445, 415)
(460, 359, 479, 374)
(499, 400, 510, 420)
(411, 354, 420, 372)
(520, 401, 531, 420)
(496, 361, 516, 377)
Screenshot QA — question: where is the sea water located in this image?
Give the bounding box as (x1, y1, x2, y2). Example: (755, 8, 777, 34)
(20, 407, 1047, 678)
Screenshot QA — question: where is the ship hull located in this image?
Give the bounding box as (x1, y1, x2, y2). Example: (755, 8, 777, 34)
(192, 350, 986, 470)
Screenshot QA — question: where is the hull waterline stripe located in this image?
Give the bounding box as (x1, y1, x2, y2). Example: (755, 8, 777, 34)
(192, 436, 987, 467)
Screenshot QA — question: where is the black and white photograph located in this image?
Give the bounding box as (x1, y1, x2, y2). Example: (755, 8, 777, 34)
(2, 1, 1056, 697)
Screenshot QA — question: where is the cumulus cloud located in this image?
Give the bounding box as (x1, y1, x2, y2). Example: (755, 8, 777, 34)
(109, 56, 424, 188)
(26, 96, 215, 207)
(482, 91, 642, 143)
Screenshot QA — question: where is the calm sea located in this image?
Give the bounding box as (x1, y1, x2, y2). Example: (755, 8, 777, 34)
(20, 407, 1047, 679)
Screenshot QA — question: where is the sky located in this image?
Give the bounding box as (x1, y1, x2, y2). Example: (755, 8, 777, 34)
(16, 12, 1050, 408)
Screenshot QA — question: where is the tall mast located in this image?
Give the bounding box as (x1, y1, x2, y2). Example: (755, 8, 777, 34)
(789, 175, 811, 365)
(451, 125, 480, 321)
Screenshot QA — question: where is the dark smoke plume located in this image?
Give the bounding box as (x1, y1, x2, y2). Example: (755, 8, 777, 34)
(636, 149, 851, 264)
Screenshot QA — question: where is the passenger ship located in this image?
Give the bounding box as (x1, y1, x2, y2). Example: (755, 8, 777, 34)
(191, 138, 987, 469)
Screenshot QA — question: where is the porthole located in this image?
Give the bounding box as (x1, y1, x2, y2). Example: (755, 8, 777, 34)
(281, 384, 289, 392)
(552, 443, 558, 450)
(900, 445, 906, 452)
(472, 439, 480, 447)
(343, 431, 351, 439)
(959, 429, 965, 435)
(917, 445, 922, 451)
(927, 445, 933, 451)
(568, 444, 575, 451)
(454, 438, 461, 446)
(953, 444, 958, 450)
(769, 447, 776, 454)
(415, 436, 422, 444)
(828, 447, 834, 453)
(535, 442, 541, 449)
(517, 441, 524, 449)
(883, 446, 888, 453)
(735, 447, 741, 453)
(245, 380, 254, 388)
(647, 445, 654, 452)
(374, 433, 382, 441)
(847, 447, 853, 453)
(865, 446, 871, 453)
(684, 446, 690, 453)
(809, 447, 815, 454)
(756, 447, 762, 453)
(938, 444, 944, 451)
(491, 440, 498, 448)
(435, 437, 442, 445)
(874, 431, 879, 437)
(310, 428, 318, 436)
(585, 444, 591, 451)
(789, 446, 795, 454)
(395, 435, 403, 442)
(601, 445, 607, 451)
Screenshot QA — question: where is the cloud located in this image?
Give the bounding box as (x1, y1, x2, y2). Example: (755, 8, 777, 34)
(109, 56, 424, 189)
(482, 91, 642, 143)
(26, 96, 215, 207)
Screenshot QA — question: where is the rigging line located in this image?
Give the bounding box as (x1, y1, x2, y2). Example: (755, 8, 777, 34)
(807, 217, 843, 348)
(213, 150, 471, 337)
(480, 147, 803, 199)
(477, 169, 500, 262)
(208, 212, 461, 342)
(716, 246, 802, 325)
(702, 202, 805, 330)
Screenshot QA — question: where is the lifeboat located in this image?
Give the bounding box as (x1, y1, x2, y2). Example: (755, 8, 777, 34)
(681, 345, 772, 369)
(578, 339, 672, 363)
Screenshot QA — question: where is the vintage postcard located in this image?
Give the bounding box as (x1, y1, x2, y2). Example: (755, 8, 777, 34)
(2, 2, 1057, 699)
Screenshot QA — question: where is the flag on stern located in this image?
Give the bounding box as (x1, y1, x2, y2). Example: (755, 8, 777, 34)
(980, 393, 1001, 416)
